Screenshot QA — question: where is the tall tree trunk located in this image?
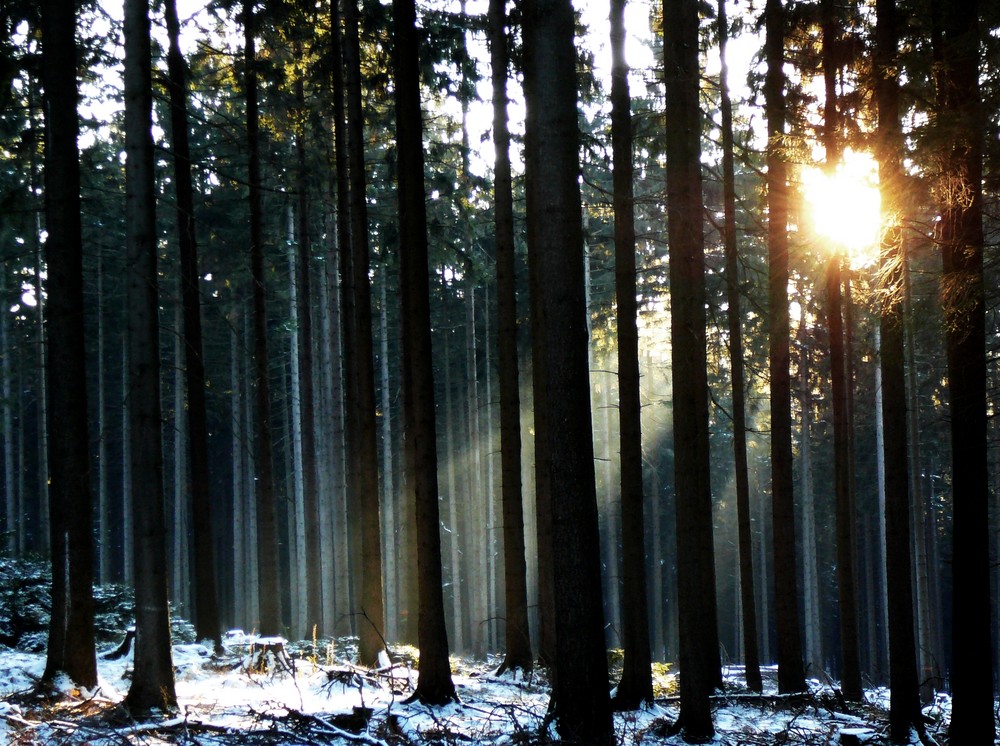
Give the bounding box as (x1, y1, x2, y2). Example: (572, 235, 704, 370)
(609, 0, 652, 710)
(122, 0, 176, 713)
(717, 0, 762, 694)
(937, 0, 994, 739)
(764, 0, 805, 694)
(378, 271, 397, 641)
(904, 252, 941, 699)
(523, 0, 612, 741)
(287, 207, 307, 637)
(875, 2, 922, 736)
(343, 0, 386, 665)
(294, 76, 323, 637)
(443, 332, 466, 652)
(164, 0, 221, 648)
(826, 257, 862, 700)
(328, 0, 355, 641)
(821, 0, 861, 702)
(488, 1, 533, 667)
(664, 0, 721, 734)
(392, 0, 456, 704)
(0, 272, 15, 557)
(39, 0, 97, 689)
(244, 0, 282, 637)
(798, 318, 822, 675)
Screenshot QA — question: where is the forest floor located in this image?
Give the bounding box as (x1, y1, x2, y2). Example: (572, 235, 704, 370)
(0, 633, 968, 745)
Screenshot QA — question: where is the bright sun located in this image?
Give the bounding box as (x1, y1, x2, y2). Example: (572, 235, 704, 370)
(803, 149, 882, 268)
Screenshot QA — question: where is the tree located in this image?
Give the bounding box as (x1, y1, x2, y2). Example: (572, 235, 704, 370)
(664, 0, 721, 737)
(163, 0, 221, 651)
(874, 2, 923, 739)
(522, 0, 612, 741)
(122, 0, 177, 714)
(609, 0, 653, 711)
(716, 0, 762, 695)
(488, 0, 532, 678)
(392, 0, 457, 705)
(244, 0, 282, 637)
(820, 0, 861, 703)
(764, 0, 806, 695)
(342, 0, 386, 666)
(936, 0, 994, 740)
(39, 0, 97, 690)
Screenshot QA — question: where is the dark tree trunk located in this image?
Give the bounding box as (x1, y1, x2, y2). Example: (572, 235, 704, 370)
(820, 0, 861, 702)
(609, 0, 652, 711)
(663, 0, 721, 736)
(39, 0, 97, 690)
(522, 0, 612, 741)
(342, 0, 386, 666)
(163, 0, 221, 651)
(328, 0, 356, 641)
(122, 0, 176, 714)
(293, 70, 323, 638)
(244, 0, 282, 637)
(716, 0, 761, 695)
(936, 0, 995, 740)
(488, 0, 533, 679)
(875, 3, 922, 735)
(764, 0, 805, 695)
(391, 0, 457, 705)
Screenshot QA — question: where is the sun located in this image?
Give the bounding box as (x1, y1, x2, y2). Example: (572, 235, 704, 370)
(802, 149, 882, 268)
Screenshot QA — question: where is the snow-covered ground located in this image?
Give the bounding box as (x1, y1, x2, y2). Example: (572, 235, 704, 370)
(0, 635, 964, 744)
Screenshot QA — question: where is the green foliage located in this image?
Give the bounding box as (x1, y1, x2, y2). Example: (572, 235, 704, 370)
(0, 555, 195, 652)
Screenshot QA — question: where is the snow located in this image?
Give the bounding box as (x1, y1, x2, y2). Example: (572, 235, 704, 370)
(0, 636, 969, 744)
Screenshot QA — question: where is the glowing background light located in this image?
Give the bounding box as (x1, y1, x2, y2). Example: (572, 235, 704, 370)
(803, 150, 882, 267)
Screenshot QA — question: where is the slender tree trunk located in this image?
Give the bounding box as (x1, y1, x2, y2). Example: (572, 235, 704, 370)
(39, 0, 97, 689)
(164, 0, 221, 649)
(937, 0, 994, 739)
(608, 0, 652, 709)
(294, 77, 323, 637)
(232, 320, 247, 627)
(798, 320, 822, 675)
(378, 271, 397, 642)
(717, 0, 762, 694)
(343, 0, 386, 664)
(328, 0, 355, 641)
(443, 333, 465, 652)
(764, 0, 805, 694)
(288, 208, 307, 637)
(663, 0, 722, 733)
(904, 253, 940, 699)
(488, 2, 533, 667)
(1, 272, 15, 557)
(393, 0, 456, 704)
(123, 0, 176, 713)
(875, 4, 922, 735)
(244, 0, 282, 637)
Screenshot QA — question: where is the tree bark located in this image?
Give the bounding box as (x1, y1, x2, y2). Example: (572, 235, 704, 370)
(523, 0, 613, 741)
(664, 0, 722, 735)
(244, 0, 283, 637)
(343, 0, 386, 665)
(764, 0, 805, 695)
(936, 0, 994, 740)
(609, 0, 652, 710)
(875, 0, 923, 731)
(39, 0, 97, 690)
(122, 0, 176, 713)
(164, 0, 221, 649)
(717, 0, 762, 694)
(392, 0, 457, 705)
